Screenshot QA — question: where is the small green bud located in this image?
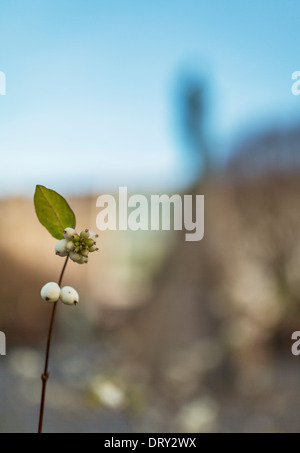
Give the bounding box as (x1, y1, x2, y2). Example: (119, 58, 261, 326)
(80, 230, 90, 239)
(66, 241, 75, 252)
(72, 234, 80, 242)
(81, 249, 89, 257)
(86, 239, 95, 248)
(89, 245, 99, 252)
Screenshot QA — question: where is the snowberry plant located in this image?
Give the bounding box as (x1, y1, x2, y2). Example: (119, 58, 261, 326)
(34, 185, 98, 433)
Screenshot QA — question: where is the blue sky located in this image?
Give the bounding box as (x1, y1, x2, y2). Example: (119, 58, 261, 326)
(0, 0, 300, 196)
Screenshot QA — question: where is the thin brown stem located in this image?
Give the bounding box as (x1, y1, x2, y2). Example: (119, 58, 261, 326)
(38, 256, 69, 433)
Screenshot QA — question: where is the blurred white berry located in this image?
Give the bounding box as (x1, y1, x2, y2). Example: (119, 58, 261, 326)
(78, 255, 88, 264)
(41, 282, 60, 303)
(69, 251, 81, 262)
(63, 228, 76, 239)
(88, 230, 99, 240)
(60, 286, 79, 305)
(55, 239, 69, 256)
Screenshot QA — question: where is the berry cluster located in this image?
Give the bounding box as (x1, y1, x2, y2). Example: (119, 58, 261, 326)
(55, 227, 99, 264)
(41, 228, 99, 307)
(41, 282, 79, 306)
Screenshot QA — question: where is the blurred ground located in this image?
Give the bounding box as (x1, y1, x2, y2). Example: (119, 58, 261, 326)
(1, 338, 300, 433)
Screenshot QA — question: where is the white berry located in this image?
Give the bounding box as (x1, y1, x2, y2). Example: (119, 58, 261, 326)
(60, 286, 79, 305)
(63, 228, 76, 239)
(41, 282, 60, 303)
(69, 251, 81, 262)
(55, 239, 69, 256)
(88, 230, 99, 241)
(78, 255, 88, 264)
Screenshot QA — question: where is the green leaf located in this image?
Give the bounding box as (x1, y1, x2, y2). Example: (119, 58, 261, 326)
(34, 185, 76, 239)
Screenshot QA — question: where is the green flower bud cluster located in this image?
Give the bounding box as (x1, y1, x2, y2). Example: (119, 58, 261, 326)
(55, 228, 99, 264)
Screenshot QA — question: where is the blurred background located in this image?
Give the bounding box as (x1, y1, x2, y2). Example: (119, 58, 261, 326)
(1, 0, 300, 433)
